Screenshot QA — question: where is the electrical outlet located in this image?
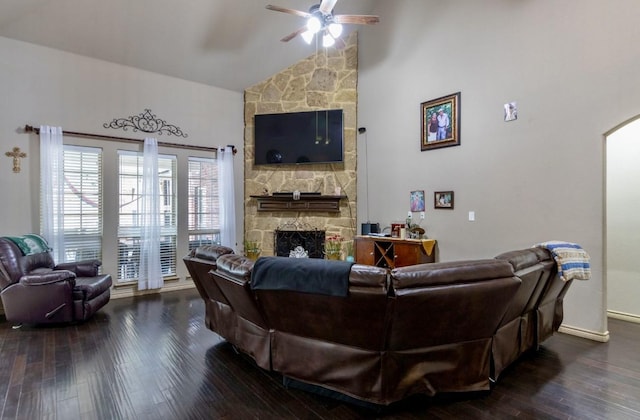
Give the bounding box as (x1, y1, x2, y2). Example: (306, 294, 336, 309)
(420, 212, 425, 220)
(468, 211, 475, 222)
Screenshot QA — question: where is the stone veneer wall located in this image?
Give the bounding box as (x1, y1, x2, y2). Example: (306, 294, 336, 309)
(243, 33, 358, 256)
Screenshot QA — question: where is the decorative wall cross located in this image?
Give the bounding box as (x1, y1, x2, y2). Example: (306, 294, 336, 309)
(5, 147, 27, 173)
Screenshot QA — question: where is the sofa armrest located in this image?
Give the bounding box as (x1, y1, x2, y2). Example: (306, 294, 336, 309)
(55, 259, 101, 277)
(495, 247, 551, 271)
(21, 270, 76, 286)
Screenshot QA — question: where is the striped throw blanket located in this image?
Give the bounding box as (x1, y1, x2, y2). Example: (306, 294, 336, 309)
(534, 241, 591, 282)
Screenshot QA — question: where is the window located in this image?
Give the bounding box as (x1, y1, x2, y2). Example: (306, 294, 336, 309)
(117, 151, 177, 282)
(188, 157, 220, 250)
(61, 145, 103, 262)
(41, 138, 220, 286)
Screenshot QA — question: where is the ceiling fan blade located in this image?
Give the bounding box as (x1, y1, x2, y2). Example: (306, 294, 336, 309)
(266, 5, 310, 19)
(333, 14, 380, 25)
(319, 0, 339, 14)
(281, 26, 307, 42)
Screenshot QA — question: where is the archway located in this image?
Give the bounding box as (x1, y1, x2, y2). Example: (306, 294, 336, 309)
(606, 116, 640, 323)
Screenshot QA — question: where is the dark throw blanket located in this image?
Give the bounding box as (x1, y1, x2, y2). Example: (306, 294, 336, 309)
(251, 256, 354, 297)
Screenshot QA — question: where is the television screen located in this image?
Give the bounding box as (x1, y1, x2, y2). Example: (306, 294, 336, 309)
(254, 109, 344, 165)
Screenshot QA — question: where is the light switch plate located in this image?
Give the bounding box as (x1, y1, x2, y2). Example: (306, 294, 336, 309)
(468, 211, 475, 221)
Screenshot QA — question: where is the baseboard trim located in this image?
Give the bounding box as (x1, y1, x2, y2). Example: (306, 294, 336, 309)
(558, 324, 610, 342)
(110, 281, 196, 300)
(607, 310, 640, 324)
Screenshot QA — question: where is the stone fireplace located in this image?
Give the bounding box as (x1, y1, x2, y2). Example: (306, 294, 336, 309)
(243, 32, 358, 257)
(274, 229, 325, 259)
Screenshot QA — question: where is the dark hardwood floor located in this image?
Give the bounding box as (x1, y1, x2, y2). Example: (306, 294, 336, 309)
(1, 288, 639, 419)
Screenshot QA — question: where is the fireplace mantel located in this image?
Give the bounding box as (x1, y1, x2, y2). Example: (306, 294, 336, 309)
(250, 194, 346, 213)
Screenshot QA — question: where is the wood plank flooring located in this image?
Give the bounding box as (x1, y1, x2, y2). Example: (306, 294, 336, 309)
(1, 288, 639, 419)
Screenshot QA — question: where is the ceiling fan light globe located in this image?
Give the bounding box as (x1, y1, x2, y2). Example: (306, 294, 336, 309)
(328, 23, 343, 38)
(322, 33, 335, 47)
(307, 16, 322, 34)
(301, 30, 314, 44)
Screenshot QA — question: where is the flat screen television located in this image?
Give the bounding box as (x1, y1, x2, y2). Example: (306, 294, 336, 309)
(254, 109, 344, 165)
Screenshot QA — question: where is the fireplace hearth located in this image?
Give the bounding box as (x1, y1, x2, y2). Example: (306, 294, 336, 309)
(274, 229, 325, 259)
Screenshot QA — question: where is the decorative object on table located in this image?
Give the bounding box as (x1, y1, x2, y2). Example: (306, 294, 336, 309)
(410, 190, 425, 212)
(504, 101, 518, 122)
(103, 109, 188, 138)
(421, 92, 461, 151)
(244, 239, 262, 260)
(409, 226, 426, 239)
(434, 191, 454, 209)
(391, 223, 404, 238)
(324, 234, 343, 260)
(5, 147, 27, 173)
(343, 240, 354, 262)
(289, 246, 309, 258)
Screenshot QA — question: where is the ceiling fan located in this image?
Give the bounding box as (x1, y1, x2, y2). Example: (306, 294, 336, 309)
(266, 0, 379, 47)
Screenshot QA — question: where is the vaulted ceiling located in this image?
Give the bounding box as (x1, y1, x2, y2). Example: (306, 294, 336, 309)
(0, 0, 378, 92)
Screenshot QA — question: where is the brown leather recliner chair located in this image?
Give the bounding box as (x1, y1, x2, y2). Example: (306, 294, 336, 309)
(0, 236, 112, 325)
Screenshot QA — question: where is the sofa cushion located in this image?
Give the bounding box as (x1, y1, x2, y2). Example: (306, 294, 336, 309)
(194, 244, 234, 261)
(216, 254, 254, 280)
(391, 259, 514, 289)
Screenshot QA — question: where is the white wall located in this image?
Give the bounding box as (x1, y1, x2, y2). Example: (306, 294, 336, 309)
(358, 0, 640, 338)
(0, 36, 244, 284)
(607, 119, 640, 319)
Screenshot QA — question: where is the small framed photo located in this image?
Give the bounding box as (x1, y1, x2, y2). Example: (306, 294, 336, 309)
(504, 101, 518, 122)
(421, 92, 461, 151)
(434, 191, 454, 209)
(410, 190, 425, 212)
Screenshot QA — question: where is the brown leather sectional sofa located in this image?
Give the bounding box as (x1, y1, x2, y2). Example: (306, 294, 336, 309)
(183, 245, 572, 406)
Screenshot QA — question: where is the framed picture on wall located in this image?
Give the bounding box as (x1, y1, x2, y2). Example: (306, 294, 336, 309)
(421, 92, 461, 151)
(434, 191, 454, 209)
(410, 190, 425, 212)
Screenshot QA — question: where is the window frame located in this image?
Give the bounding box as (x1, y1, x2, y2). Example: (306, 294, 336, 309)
(117, 150, 178, 283)
(187, 156, 221, 251)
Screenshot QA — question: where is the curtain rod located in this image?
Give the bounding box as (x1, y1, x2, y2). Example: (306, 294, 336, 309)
(23, 125, 237, 154)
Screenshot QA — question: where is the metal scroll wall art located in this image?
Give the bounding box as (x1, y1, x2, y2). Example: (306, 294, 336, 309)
(103, 109, 188, 137)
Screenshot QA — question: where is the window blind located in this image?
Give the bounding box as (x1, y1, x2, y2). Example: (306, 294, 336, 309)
(188, 157, 220, 250)
(62, 145, 103, 262)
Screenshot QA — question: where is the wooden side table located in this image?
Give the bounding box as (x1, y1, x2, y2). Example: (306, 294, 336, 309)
(354, 236, 436, 269)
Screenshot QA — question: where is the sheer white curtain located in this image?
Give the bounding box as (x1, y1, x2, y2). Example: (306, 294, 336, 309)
(219, 146, 236, 251)
(40, 125, 65, 263)
(138, 138, 163, 290)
